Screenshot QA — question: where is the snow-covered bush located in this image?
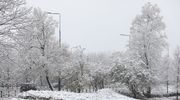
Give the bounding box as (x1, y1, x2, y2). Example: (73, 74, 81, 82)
(110, 58, 154, 98)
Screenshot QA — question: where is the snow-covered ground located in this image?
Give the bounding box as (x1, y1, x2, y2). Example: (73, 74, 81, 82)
(12, 89, 137, 100)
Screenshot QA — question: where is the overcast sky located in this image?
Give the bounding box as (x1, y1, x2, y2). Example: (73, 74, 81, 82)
(26, 0, 180, 54)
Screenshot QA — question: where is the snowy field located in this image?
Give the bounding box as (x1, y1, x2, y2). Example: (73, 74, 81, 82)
(10, 89, 137, 100)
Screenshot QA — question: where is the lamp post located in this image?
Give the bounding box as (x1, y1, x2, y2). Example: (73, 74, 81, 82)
(47, 11, 61, 91)
(46, 12, 61, 47)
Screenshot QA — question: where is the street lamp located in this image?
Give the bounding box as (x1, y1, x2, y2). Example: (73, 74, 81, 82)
(46, 11, 62, 91)
(46, 11, 61, 47)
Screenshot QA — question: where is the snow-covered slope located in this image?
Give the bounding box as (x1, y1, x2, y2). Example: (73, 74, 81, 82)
(15, 89, 137, 100)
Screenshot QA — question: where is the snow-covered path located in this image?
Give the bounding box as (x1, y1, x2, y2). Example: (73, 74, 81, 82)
(13, 89, 137, 100)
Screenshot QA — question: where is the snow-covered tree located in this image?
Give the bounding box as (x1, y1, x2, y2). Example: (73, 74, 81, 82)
(17, 8, 57, 90)
(63, 46, 88, 92)
(0, 0, 31, 89)
(128, 2, 167, 97)
(48, 42, 71, 91)
(0, 0, 30, 59)
(87, 53, 112, 91)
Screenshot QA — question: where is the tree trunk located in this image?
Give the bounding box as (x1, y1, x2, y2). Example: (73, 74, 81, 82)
(77, 88, 81, 93)
(89, 85, 91, 92)
(46, 75, 53, 91)
(146, 87, 151, 98)
(101, 79, 104, 89)
(144, 49, 151, 97)
(58, 77, 61, 91)
(130, 85, 137, 98)
(95, 82, 98, 91)
(40, 75, 43, 86)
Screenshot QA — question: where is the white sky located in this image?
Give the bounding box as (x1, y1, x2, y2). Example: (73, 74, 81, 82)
(26, 0, 180, 54)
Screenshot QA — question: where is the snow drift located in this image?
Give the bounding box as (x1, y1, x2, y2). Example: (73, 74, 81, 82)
(16, 88, 137, 100)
